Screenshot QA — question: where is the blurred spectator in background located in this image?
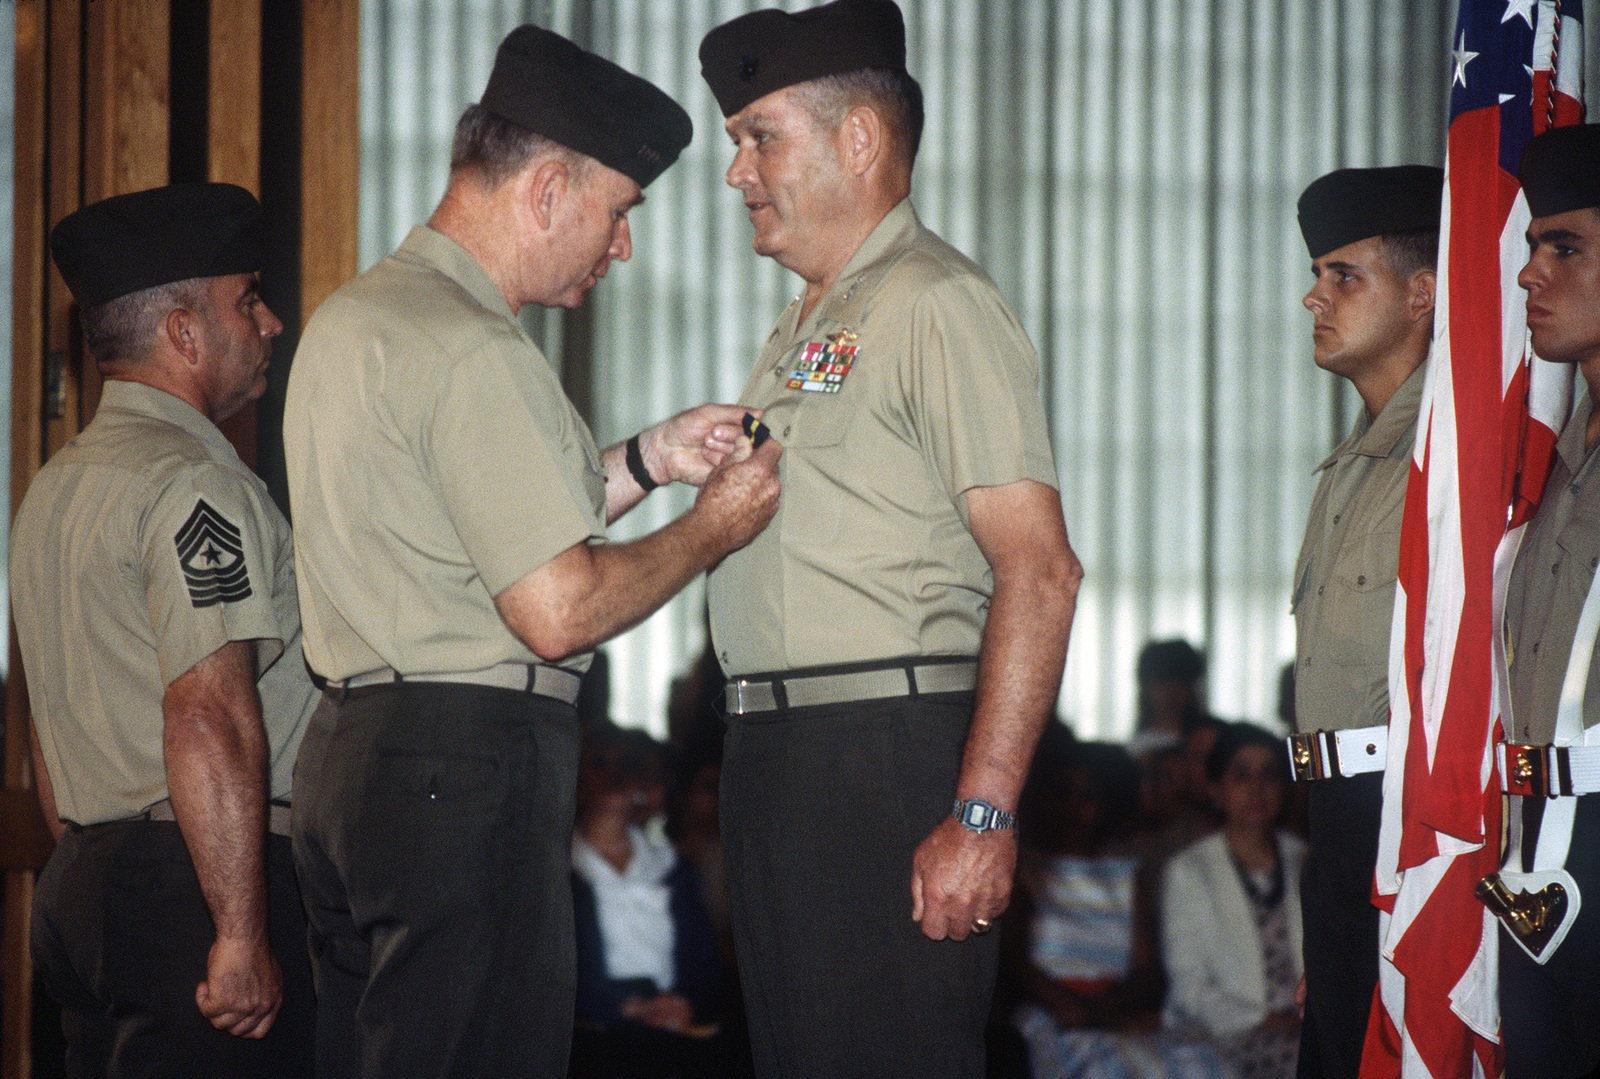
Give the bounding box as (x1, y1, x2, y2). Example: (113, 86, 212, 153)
(1007, 734, 1233, 1078)
(666, 745, 735, 977)
(1133, 714, 1227, 867)
(569, 725, 750, 1079)
(1161, 723, 1303, 1079)
(1128, 640, 1212, 760)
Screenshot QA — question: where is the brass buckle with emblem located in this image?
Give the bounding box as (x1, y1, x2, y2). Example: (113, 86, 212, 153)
(1287, 731, 1332, 782)
(1501, 743, 1570, 797)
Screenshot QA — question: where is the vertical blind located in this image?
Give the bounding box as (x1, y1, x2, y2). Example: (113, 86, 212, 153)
(353, 1, 1583, 739)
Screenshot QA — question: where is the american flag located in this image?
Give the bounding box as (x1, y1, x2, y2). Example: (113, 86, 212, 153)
(1368, 2, 1584, 1077)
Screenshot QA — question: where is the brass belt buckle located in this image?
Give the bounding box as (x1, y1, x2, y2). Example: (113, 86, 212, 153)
(1505, 743, 1552, 797)
(1288, 731, 1326, 781)
(1477, 872, 1569, 958)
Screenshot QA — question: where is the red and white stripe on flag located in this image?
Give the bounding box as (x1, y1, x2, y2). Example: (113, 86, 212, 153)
(1366, 2, 1584, 1078)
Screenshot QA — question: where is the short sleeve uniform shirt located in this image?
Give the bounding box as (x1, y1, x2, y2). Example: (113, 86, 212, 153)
(1292, 365, 1425, 734)
(284, 227, 607, 682)
(10, 381, 315, 826)
(1504, 394, 1600, 742)
(707, 201, 1058, 676)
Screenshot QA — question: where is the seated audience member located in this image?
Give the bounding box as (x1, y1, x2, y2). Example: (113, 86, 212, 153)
(1128, 639, 1212, 760)
(1133, 715, 1227, 866)
(666, 747, 735, 974)
(1009, 739, 1235, 1079)
(1161, 723, 1304, 1079)
(569, 725, 748, 1079)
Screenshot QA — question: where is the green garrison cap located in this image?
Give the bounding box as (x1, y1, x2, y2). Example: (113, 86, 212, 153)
(481, 24, 692, 188)
(1520, 124, 1600, 217)
(700, 0, 909, 117)
(1297, 166, 1444, 260)
(50, 183, 265, 308)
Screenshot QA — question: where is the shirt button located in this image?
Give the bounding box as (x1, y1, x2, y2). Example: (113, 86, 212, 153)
(1532, 642, 1541, 654)
(1333, 513, 1341, 524)
(1356, 574, 1367, 586)
(1554, 563, 1562, 574)
(1317, 585, 1325, 596)
(773, 365, 784, 375)
(719, 651, 730, 665)
(783, 425, 792, 438)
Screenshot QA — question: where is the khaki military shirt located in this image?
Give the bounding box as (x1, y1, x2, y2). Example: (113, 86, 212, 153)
(1292, 364, 1425, 734)
(10, 381, 315, 826)
(285, 226, 605, 682)
(707, 201, 1058, 675)
(1504, 394, 1600, 742)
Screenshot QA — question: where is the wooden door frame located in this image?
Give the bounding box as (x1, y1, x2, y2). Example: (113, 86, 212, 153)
(3, 4, 356, 1074)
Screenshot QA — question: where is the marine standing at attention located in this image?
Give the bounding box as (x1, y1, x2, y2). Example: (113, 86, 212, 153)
(15, 182, 317, 1076)
(1287, 165, 1442, 1079)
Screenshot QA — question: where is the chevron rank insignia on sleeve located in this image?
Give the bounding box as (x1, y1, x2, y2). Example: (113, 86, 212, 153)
(175, 498, 253, 607)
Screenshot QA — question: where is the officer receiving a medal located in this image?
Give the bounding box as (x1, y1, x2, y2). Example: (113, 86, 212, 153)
(698, 1, 1083, 1075)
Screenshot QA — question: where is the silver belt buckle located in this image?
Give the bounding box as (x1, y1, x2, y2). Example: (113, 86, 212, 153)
(729, 679, 754, 716)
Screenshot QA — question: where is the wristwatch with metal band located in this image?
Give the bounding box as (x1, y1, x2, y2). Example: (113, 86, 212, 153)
(952, 798, 1016, 833)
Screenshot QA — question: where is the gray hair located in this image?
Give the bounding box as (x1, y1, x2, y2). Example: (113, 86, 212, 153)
(788, 68, 924, 166)
(79, 278, 209, 367)
(450, 102, 591, 188)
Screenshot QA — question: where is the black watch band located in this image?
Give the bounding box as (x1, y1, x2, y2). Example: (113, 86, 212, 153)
(625, 434, 659, 493)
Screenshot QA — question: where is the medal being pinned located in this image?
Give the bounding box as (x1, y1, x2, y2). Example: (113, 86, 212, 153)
(786, 328, 859, 393)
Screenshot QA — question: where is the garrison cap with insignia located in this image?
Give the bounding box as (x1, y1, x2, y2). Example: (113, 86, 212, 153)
(1297, 165, 1445, 260)
(1520, 124, 1600, 218)
(480, 24, 692, 188)
(700, 0, 910, 118)
(50, 183, 265, 309)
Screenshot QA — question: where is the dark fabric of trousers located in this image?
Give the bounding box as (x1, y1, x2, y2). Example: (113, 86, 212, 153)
(721, 692, 1000, 1079)
(1296, 772, 1383, 1079)
(30, 822, 314, 1078)
(292, 683, 580, 1079)
(1500, 793, 1600, 1079)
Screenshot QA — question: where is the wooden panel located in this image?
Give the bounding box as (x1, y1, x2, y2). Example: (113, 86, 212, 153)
(43, 0, 81, 460)
(207, 0, 261, 190)
(5, 4, 51, 1074)
(84, 0, 169, 200)
(210, 0, 263, 463)
(81, 0, 170, 424)
(0, 875, 36, 1079)
(300, 0, 359, 320)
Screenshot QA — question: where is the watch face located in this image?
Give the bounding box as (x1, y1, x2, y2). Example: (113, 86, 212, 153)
(962, 801, 992, 828)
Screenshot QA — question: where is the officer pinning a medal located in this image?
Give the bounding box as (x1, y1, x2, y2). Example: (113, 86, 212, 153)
(1490, 122, 1600, 1079)
(283, 24, 780, 1079)
(14, 183, 317, 1074)
(698, 1, 1083, 1075)
(1287, 164, 1442, 1078)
